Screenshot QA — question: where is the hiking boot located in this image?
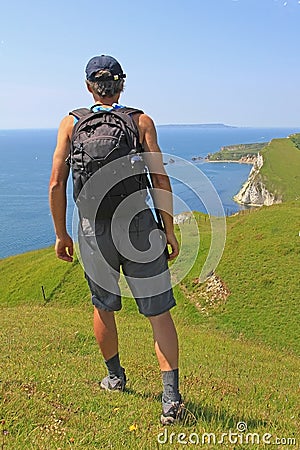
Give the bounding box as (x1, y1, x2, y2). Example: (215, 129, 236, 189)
(160, 395, 184, 425)
(100, 367, 126, 392)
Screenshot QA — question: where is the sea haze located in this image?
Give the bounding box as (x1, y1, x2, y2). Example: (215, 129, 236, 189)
(0, 125, 299, 258)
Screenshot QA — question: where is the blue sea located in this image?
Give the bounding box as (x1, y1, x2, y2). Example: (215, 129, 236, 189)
(0, 126, 299, 259)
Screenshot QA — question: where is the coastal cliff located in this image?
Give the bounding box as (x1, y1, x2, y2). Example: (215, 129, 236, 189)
(234, 153, 281, 206)
(205, 140, 283, 206)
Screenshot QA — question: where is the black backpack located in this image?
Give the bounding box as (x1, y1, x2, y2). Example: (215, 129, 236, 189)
(68, 106, 149, 219)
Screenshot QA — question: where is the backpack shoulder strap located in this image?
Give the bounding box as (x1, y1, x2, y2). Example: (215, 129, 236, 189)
(109, 108, 144, 143)
(69, 108, 91, 120)
(70, 106, 143, 119)
(116, 107, 144, 116)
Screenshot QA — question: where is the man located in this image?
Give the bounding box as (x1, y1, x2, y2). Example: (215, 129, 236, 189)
(49, 55, 183, 425)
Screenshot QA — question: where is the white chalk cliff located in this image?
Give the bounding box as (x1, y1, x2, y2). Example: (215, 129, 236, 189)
(234, 153, 282, 206)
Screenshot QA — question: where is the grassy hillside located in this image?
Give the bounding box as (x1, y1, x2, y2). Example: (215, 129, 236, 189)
(260, 134, 300, 202)
(182, 202, 300, 355)
(1, 203, 300, 449)
(0, 247, 89, 308)
(290, 133, 300, 150)
(206, 142, 267, 161)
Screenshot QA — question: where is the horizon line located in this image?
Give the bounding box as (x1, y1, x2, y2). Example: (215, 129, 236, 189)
(1, 124, 300, 131)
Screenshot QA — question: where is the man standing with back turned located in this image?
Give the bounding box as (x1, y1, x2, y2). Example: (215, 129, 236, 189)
(49, 54, 183, 425)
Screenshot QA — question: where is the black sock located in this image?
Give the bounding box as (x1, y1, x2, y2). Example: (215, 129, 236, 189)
(105, 353, 122, 378)
(162, 368, 180, 402)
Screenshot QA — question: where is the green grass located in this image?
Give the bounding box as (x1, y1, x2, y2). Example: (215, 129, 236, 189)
(198, 202, 300, 355)
(260, 135, 300, 201)
(1, 302, 300, 449)
(1, 203, 300, 448)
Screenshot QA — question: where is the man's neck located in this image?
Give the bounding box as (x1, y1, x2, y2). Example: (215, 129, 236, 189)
(94, 95, 120, 107)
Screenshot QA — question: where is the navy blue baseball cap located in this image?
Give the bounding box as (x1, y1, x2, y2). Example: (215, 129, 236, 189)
(85, 55, 126, 81)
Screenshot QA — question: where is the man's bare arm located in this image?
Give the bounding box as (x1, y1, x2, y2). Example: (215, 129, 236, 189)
(137, 114, 179, 260)
(49, 116, 74, 262)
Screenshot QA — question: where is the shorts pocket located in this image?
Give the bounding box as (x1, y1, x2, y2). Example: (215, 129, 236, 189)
(129, 209, 158, 233)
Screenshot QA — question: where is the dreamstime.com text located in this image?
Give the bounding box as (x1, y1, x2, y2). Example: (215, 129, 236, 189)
(157, 422, 297, 446)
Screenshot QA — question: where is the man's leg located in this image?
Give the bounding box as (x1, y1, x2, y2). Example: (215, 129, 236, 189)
(93, 307, 118, 360)
(147, 310, 178, 371)
(94, 307, 126, 390)
(148, 310, 182, 424)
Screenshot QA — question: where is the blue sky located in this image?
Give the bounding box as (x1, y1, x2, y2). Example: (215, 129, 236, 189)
(0, 0, 299, 128)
